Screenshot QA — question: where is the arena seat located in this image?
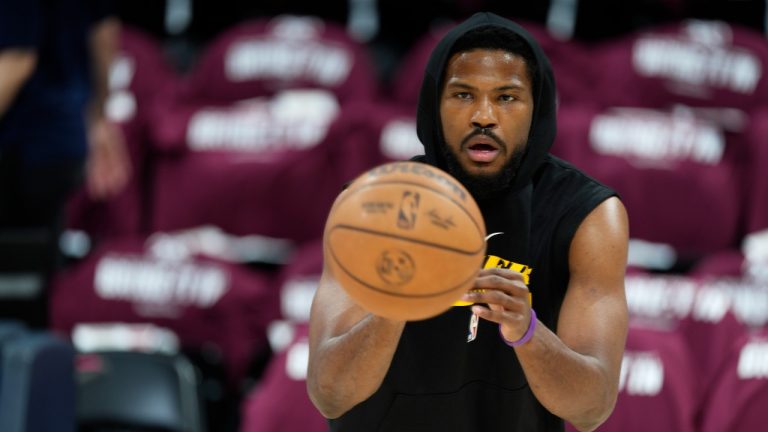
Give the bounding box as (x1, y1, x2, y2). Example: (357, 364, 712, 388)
(274, 239, 324, 326)
(76, 351, 204, 432)
(177, 14, 378, 105)
(329, 101, 422, 174)
(0, 320, 26, 345)
(553, 104, 748, 271)
(566, 324, 697, 432)
(240, 323, 327, 432)
(699, 327, 768, 432)
(623, 272, 754, 422)
(147, 92, 356, 244)
(740, 108, 768, 282)
(49, 236, 280, 387)
(590, 19, 768, 111)
(146, 15, 381, 246)
(0, 331, 76, 432)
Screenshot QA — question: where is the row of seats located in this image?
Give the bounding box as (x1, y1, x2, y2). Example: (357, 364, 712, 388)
(0, 320, 204, 431)
(30, 12, 768, 432)
(69, 15, 768, 266)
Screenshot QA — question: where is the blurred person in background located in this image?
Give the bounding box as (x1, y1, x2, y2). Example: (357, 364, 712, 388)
(0, 0, 130, 327)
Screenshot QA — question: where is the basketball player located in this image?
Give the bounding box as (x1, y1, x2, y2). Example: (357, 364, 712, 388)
(308, 12, 629, 432)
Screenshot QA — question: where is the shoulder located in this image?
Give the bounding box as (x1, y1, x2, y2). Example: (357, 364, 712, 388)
(534, 155, 610, 192)
(532, 154, 618, 220)
(531, 155, 624, 264)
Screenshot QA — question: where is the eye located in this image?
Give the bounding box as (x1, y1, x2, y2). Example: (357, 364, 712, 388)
(454, 92, 472, 100)
(499, 94, 516, 102)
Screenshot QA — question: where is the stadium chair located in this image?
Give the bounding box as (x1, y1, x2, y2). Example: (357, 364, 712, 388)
(0, 331, 77, 432)
(699, 327, 768, 432)
(49, 235, 280, 387)
(274, 239, 324, 325)
(0, 320, 26, 345)
(623, 273, 749, 414)
(388, 22, 449, 109)
(576, 324, 697, 432)
(146, 15, 381, 245)
(76, 351, 204, 432)
(0, 320, 27, 392)
(147, 90, 359, 244)
(143, 14, 388, 256)
(553, 104, 749, 271)
(65, 25, 178, 241)
(590, 19, 768, 111)
(240, 323, 327, 432)
(177, 14, 378, 105)
(688, 249, 746, 278)
(741, 108, 768, 282)
(327, 101, 422, 175)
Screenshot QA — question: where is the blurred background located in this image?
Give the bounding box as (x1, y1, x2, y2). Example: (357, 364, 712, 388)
(1, 0, 767, 431)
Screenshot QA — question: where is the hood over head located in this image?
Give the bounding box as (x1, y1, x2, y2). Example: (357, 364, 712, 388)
(415, 12, 557, 194)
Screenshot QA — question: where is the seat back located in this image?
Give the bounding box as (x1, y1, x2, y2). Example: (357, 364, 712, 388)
(554, 104, 748, 269)
(76, 351, 203, 432)
(580, 325, 697, 432)
(180, 14, 378, 105)
(700, 328, 768, 432)
(49, 236, 279, 386)
(147, 92, 352, 243)
(741, 108, 768, 282)
(591, 19, 768, 110)
(240, 323, 327, 432)
(0, 331, 77, 432)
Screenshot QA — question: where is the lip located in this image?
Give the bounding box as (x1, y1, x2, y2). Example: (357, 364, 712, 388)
(465, 137, 501, 163)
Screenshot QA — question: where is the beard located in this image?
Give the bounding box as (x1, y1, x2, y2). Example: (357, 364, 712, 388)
(440, 131, 525, 200)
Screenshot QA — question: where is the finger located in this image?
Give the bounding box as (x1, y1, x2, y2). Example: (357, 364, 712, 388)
(466, 290, 528, 312)
(478, 267, 526, 280)
(472, 273, 529, 298)
(471, 304, 507, 324)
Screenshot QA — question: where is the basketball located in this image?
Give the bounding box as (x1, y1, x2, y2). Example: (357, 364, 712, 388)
(323, 161, 486, 321)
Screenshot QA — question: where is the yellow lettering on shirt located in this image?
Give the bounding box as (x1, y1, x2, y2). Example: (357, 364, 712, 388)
(453, 255, 532, 306)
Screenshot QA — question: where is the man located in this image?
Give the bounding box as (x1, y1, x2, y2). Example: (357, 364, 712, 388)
(0, 0, 130, 327)
(307, 12, 628, 432)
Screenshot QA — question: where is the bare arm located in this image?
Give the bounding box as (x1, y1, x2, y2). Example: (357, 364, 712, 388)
(0, 48, 37, 119)
(87, 17, 119, 122)
(465, 197, 629, 431)
(307, 256, 406, 419)
(85, 16, 131, 200)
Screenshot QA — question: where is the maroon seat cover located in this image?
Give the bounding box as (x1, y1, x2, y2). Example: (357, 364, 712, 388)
(49, 236, 280, 384)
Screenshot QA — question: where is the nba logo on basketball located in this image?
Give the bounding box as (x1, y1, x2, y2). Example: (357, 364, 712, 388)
(397, 191, 420, 229)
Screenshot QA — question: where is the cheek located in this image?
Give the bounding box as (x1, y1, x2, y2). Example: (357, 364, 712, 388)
(439, 112, 463, 144)
(506, 110, 533, 142)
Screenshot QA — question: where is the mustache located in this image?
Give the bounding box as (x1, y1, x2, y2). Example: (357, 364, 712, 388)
(460, 127, 507, 151)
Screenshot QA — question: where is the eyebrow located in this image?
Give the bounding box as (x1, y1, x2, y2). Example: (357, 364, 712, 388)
(445, 82, 527, 92)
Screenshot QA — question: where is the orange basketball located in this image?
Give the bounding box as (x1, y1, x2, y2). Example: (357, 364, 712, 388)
(323, 161, 486, 321)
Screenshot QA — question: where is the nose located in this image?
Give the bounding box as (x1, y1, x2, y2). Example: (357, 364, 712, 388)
(471, 96, 498, 130)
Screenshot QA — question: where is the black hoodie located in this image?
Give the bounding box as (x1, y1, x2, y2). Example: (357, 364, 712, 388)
(329, 12, 616, 432)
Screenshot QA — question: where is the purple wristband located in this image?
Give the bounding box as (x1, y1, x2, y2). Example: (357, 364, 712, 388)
(499, 309, 537, 347)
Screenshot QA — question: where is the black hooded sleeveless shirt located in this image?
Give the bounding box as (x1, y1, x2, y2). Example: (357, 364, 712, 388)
(330, 12, 617, 432)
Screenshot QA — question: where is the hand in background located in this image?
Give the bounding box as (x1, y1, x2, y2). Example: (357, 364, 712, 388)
(86, 117, 131, 200)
